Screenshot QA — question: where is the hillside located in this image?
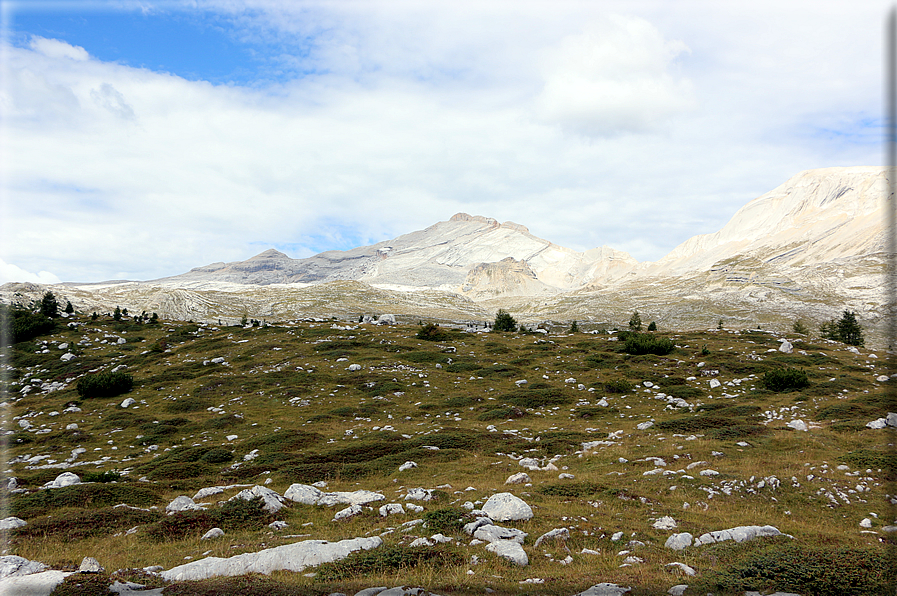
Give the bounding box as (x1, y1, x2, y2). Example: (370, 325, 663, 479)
(1, 311, 894, 594)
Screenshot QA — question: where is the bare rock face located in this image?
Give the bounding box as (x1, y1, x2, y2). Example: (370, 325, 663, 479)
(485, 540, 528, 566)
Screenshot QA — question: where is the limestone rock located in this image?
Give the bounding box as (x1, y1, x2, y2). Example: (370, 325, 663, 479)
(398, 461, 417, 472)
(78, 557, 104, 573)
(230, 485, 286, 513)
(694, 525, 782, 546)
(481, 492, 533, 522)
(474, 525, 527, 545)
(573, 583, 632, 596)
(284, 483, 324, 505)
(665, 562, 696, 576)
(485, 540, 528, 566)
(653, 516, 677, 530)
(664, 533, 693, 550)
(162, 536, 382, 581)
(120, 397, 136, 408)
(505, 472, 530, 485)
(778, 340, 793, 353)
(0, 570, 71, 595)
(786, 419, 808, 432)
(403, 488, 433, 501)
(0, 555, 47, 578)
(166, 496, 205, 514)
(202, 528, 225, 540)
(533, 527, 569, 547)
(379, 503, 405, 517)
(333, 505, 362, 521)
(0, 517, 27, 530)
(43, 472, 80, 489)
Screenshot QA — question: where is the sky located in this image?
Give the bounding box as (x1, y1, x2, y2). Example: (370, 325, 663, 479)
(0, 0, 890, 283)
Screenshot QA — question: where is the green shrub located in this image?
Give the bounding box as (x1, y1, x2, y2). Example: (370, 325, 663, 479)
(503, 386, 573, 408)
(493, 309, 517, 332)
(761, 367, 809, 392)
(82, 470, 121, 483)
(48, 572, 114, 596)
(200, 448, 234, 464)
(15, 506, 160, 542)
(445, 361, 481, 373)
(821, 310, 865, 346)
(11, 484, 161, 518)
(2, 306, 55, 343)
(423, 507, 467, 534)
(315, 545, 464, 581)
(416, 322, 449, 341)
(603, 379, 634, 393)
(146, 496, 273, 542)
(622, 332, 674, 355)
(696, 541, 890, 596)
(478, 406, 525, 420)
(539, 481, 604, 497)
(76, 372, 134, 398)
(628, 311, 642, 331)
(164, 398, 207, 413)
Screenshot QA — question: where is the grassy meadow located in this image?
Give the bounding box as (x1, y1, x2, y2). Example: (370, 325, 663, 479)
(1, 311, 894, 595)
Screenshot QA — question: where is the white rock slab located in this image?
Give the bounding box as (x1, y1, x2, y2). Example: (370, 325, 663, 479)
(319, 490, 385, 507)
(284, 483, 324, 505)
(0, 517, 27, 530)
(398, 461, 417, 472)
(0, 555, 46, 579)
(652, 516, 677, 530)
(333, 505, 362, 521)
(694, 525, 782, 546)
(709, 379, 721, 389)
(665, 562, 696, 576)
(120, 398, 136, 408)
(485, 540, 528, 566)
(0, 570, 71, 596)
(533, 527, 569, 547)
(778, 340, 793, 353)
(379, 503, 405, 517)
(166, 496, 205, 514)
(202, 528, 225, 540)
(161, 536, 383, 581)
(481, 492, 533, 522)
(573, 583, 632, 595)
(474, 525, 527, 544)
(786, 420, 808, 432)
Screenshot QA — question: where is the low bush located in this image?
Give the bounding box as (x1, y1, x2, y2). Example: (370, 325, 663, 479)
(603, 379, 634, 394)
(146, 496, 273, 542)
(314, 545, 464, 581)
(164, 397, 207, 413)
(416, 322, 449, 341)
(3, 306, 55, 343)
(82, 470, 121, 483)
(622, 332, 675, 355)
(48, 572, 115, 596)
(539, 481, 604, 498)
(423, 507, 468, 534)
(76, 372, 134, 398)
(15, 506, 160, 541)
(761, 367, 809, 392)
(696, 540, 890, 596)
(503, 386, 573, 408)
(478, 406, 525, 420)
(12, 484, 161, 518)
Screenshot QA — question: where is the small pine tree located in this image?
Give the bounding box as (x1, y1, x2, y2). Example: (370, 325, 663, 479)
(835, 310, 864, 346)
(40, 291, 59, 318)
(150, 312, 159, 324)
(717, 319, 724, 330)
(64, 300, 74, 314)
(240, 314, 248, 326)
(792, 319, 808, 335)
(647, 321, 657, 332)
(113, 306, 122, 321)
(493, 309, 517, 332)
(122, 308, 128, 316)
(569, 320, 579, 333)
(91, 311, 98, 320)
(628, 311, 642, 331)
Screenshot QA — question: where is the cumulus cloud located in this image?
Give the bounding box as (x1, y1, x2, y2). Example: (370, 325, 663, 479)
(2, 2, 889, 282)
(536, 15, 693, 136)
(0, 258, 61, 285)
(28, 36, 90, 61)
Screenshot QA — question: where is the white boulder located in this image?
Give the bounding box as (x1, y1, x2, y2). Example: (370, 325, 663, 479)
(379, 503, 405, 517)
(786, 419, 808, 432)
(229, 486, 286, 513)
(481, 492, 533, 522)
(664, 533, 693, 550)
(573, 583, 632, 595)
(533, 527, 569, 547)
(0, 555, 46, 578)
(652, 516, 677, 530)
(202, 528, 225, 540)
(348, 364, 362, 372)
(377, 314, 397, 325)
(167, 496, 205, 514)
(505, 472, 531, 485)
(485, 540, 528, 566)
(398, 461, 418, 472)
(161, 536, 382, 581)
(665, 562, 696, 576)
(0, 517, 26, 530)
(120, 398, 136, 408)
(284, 483, 324, 505)
(694, 525, 782, 546)
(709, 378, 721, 389)
(43, 472, 80, 489)
(403, 488, 434, 501)
(333, 505, 362, 521)
(778, 340, 793, 354)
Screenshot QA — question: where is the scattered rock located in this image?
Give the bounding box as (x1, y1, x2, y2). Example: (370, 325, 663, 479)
(709, 379, 721, 389)
(533, 527, 569, 547)
(379, 503, 405, 517)
(398, 461, 417, 472)
(334, 505, 363, 521)
(786, 419, 808, 432)
(636, 421, 654, 430)
(78, 557, 104, 573)
(43, 472, 80, 489)
(693, 525, 782, 546)
(120, 397, 136, 408)
(269, 521, 288, 530)
(284, 484, 324, 505)
(558, 473, 575, 479)
(201, 528, 225, 540)
(481, 492, 533, 522)
(348, 364, 362, 371)
(229, 485, 287, 513)
(665, 562, 696, 576)
(664, 533, 693, 550)
(0, 517, 27, 530)
(474, 525, 527, 544)
(166, 496, 206, 514)
(0, 555, 47, 578)
(778, 340, 793, 353)
(505, 472, 531, 485)
(653, 516, 677, 530)
(403, 488, 434, 501)
(161, 536, 383, 581)
(485, 540, 528, 566)
(574, 583, 631, 596)
(668, 586, 688, 596)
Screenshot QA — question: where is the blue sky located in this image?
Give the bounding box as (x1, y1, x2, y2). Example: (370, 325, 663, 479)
(0, 0, 889, 283)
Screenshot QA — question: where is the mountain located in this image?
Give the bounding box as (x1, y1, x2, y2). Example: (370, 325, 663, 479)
(155, 212, 639, 295)
(2, 166, 891, 345)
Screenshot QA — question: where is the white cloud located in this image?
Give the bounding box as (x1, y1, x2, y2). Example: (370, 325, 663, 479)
(28, 36, 90, 61)
(536, 15, 693, 136)
(2, 2, 891, 282)
(0, 258, 61, 285)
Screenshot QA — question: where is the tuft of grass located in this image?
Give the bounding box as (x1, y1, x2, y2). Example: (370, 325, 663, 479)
(314, 545, 465, 581)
